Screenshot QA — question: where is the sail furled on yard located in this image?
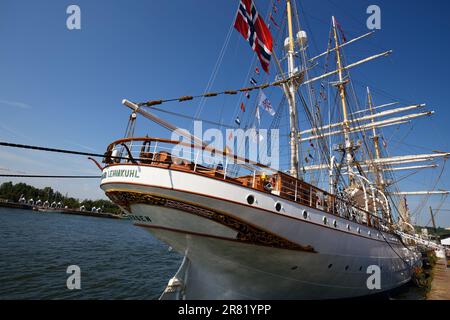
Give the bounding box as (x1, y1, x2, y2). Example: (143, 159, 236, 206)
(234, 0, 273, 73)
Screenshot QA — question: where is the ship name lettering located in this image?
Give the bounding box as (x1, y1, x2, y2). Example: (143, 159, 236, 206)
(106, 169, 140, 179)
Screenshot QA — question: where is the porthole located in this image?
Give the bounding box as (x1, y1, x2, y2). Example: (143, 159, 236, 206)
(323, 216, 328, 225)
(345, 266, 350, 271)
(291, 266, 298, 270)
(333, 220, 338, 228)
(328, 264, 333, 269)
(275, 202, 282, 212)
(302, 210, 309, 220)
(246, 195, 255, 205)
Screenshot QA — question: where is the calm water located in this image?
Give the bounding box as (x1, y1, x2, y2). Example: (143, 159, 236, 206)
(0, 208, 181, 300)
(0, 207, 425, 300)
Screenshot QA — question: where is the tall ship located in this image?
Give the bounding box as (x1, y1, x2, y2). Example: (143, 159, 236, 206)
(99, 0, 447, 299)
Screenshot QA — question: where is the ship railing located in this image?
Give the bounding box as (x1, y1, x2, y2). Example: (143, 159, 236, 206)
(103, 137, 274, 180)
(274, 173, 392, 231)
(104, 137, 394, 232)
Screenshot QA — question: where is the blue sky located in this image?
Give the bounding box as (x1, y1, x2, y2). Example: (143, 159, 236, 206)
(0, 0, 449, 227)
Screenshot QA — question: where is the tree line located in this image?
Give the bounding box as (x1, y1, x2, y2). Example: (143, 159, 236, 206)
(0, 181, 120, 214)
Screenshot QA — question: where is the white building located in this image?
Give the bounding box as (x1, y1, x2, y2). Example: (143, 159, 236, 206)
(441, 237, 450, 247)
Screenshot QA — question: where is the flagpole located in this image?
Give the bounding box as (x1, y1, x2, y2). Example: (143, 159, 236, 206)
(286, 0, 300, 179)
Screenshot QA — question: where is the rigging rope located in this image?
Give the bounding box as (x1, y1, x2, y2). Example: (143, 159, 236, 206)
(136, 77, 294, 108)
(425, 194, 449, 227)
(192, 13, 236, 127)
(151, 106, 236, 129)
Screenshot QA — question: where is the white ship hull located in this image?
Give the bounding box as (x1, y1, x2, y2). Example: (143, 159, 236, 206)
(101, 164, 421, 300)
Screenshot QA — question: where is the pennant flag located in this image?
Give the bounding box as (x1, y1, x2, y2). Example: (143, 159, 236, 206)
(255, 67, 260, 75)
(234, 0, 273, 73)
(235, 117, 241, 126)
(258, 90, 275, 116)
(251, 127, 258, 144)
(269, 14, 280, 30)
(257, 129, 265, 142)
(256, 106, 261, 125)
(250, 125, 261, 144)
(241, 102, 246, 112)
(382, 137, 388, 148)
(335, 18, 347, 42)
(250, 77, 258, 86)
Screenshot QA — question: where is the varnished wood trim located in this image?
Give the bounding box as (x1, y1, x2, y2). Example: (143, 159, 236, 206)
(136, 223, 316, 253)
(107, 190, 316, 253)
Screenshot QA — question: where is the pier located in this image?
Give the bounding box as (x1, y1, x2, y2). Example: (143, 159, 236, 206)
(428, 259, 450, 300)
(0, 200, 124, 220)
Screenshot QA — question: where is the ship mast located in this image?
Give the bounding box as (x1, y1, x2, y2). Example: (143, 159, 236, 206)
(285, 0, 300, 179)
(367, 87, 385, 188)
(331, 16, 354, 183)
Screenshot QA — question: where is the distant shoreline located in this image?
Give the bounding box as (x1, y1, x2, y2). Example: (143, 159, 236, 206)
(0, 201, 126, 220)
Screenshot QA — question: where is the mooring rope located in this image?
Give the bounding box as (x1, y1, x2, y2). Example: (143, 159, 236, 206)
(0, 142, 105, 158)
(0, 142, 109, 178)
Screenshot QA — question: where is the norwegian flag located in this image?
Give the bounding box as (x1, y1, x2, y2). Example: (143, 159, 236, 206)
(234, 0, 273, 73)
